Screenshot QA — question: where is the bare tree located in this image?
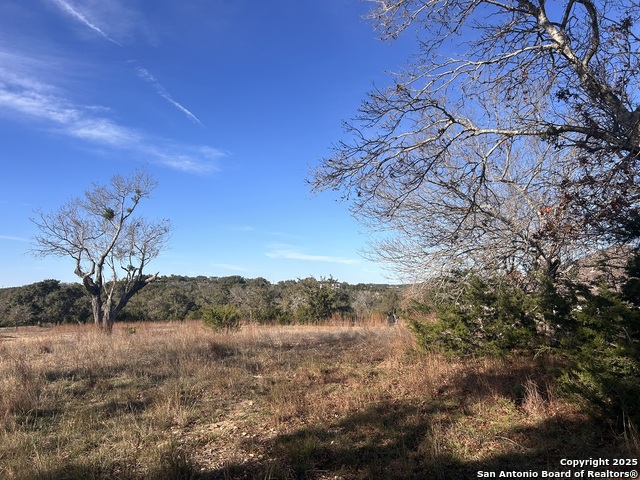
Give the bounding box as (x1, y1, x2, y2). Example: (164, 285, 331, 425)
(31, 170, 171, 333)
(356, 133, 594, 283)
(313, 0, 640, 282)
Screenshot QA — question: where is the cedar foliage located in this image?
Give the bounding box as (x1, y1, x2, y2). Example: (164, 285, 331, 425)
(408, 252, 640, 428)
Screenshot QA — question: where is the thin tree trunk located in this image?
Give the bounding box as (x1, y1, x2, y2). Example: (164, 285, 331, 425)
(90, 296, 102, 327)
(102, 297, 114, 334)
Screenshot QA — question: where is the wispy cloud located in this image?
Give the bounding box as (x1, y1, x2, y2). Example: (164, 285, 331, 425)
(135, 66, 203, 125)
(266, 246, 358, 265)
(0, 235, 29, 242)
(0, 49, 223, 174)
(49, 2, 201, 126)
(145, 144, 226, 174)
(51, 0, 122, 46)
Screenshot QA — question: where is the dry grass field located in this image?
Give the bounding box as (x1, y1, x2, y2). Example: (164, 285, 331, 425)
(0, 321, 637, 479)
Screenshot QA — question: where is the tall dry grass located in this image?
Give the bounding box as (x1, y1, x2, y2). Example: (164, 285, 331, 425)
(0, 321, 636, 479)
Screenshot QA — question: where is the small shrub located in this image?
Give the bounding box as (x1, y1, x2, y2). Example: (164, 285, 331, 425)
(252, 306, 293, 325)
(200, 305, 241, 332)
(410, 275, 538, 357)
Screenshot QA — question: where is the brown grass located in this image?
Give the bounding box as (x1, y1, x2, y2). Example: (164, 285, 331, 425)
(0, 321, 636, 479)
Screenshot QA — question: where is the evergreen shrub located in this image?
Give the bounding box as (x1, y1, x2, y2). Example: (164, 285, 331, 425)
(200, 305, 241, 332)
(409, 275, 538, 357)
(564, 281, 640, 428)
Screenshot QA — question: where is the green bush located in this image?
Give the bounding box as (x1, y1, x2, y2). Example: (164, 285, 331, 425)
(408, 257, 640, 432)
(200, 305, 241, 332)
(251, 306, 293, 325)
(410, 275, 538, 357)
(563, 284, 640, 427)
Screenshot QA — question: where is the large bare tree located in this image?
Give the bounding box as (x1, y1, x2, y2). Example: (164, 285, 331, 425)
(32, 170, 171, 333)
(367, 138, 594, 284)
(312, 0, 640, 282)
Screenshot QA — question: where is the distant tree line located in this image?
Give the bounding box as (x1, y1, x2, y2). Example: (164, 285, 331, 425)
(0, 275, 402, 328)
(0, 280, 91, 327)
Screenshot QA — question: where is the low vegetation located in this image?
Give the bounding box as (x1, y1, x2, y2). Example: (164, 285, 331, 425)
(1, 321, 637, 479)
(407, 253, 640, 431)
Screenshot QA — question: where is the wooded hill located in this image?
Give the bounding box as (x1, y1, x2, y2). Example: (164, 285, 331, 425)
(0, 276, 402, 328)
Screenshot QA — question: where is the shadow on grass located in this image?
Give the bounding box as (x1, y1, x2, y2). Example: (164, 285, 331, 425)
(22, 400, 618, 480)
(208, 401, 629, 480)
(204, 362, 629, 480)
(204, 404, 601, 480)
(18, 346, 634, 480)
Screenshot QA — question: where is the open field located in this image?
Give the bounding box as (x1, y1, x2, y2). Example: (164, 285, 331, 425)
(0, 321, 637, 479)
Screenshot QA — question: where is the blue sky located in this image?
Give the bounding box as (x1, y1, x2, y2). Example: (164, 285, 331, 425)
(0, 0, 415, 288)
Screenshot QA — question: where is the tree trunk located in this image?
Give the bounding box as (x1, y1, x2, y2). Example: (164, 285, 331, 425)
(103, 313, 114, 334)
(102, 297, 114, 334)
(90, 295, 102, 327)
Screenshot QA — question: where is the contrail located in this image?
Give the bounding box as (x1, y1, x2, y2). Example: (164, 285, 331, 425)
(51, 0, 122, 46)
(135, 67, 203, 125)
